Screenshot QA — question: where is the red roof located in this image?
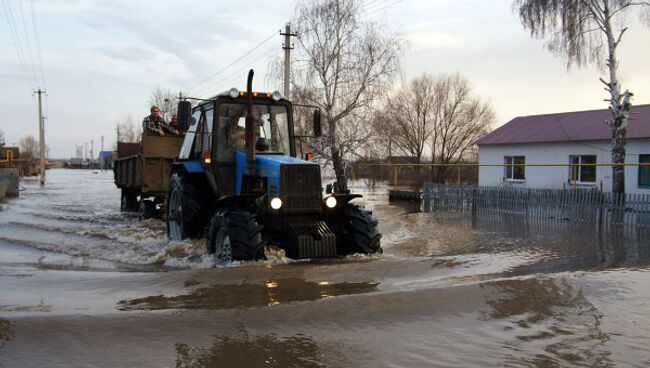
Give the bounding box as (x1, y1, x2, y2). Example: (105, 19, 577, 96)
(476, 104, 650, 145)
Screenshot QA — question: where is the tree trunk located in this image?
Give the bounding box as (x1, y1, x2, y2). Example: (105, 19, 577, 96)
(603, 2, 632, 195)
(328, 120, 347, 193)
(331, 147, 347, 193)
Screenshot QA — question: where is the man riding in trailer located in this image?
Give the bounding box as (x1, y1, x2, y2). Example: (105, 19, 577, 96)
(142, 106, 180, 136)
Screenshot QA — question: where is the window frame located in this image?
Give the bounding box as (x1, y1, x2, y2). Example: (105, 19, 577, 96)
(568, 155, 597, 184)
(639, 154, 650, 189)
(504, 156, 526, 181)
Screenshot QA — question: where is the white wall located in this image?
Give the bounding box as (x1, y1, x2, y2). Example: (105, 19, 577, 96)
(478, 139, 650, 194)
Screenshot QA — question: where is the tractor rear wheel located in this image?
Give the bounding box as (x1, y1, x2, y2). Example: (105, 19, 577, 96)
(120, 189, 139, 212)
(206, 210, 266, 263)
(338, 204, 382, 255)
(138, 200, 157, 220)
(166, 173, 204, 240)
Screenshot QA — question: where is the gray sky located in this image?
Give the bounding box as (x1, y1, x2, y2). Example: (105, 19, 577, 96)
(1, 0, 649, 158)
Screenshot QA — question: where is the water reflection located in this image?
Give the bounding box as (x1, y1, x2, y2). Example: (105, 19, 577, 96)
(431, 212, 650, 272)
(175, 333, 343, 368)
(118, 277, 378, 311)
(482, 278, 612, 367)
(0, 318, 13, 348)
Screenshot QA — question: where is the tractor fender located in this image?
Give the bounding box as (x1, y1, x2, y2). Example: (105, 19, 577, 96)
(172, 160, 203, 175)
(213, 194, 260, 212)
(328, 193, 362, 205)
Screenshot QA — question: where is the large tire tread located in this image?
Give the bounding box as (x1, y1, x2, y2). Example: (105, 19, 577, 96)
(206, 210, 265, 261)
(342, 204, 382, 255)
(167, 173, 207, 240)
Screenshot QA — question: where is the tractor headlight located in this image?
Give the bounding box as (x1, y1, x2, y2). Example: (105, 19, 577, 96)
(272, 91, 283, 101)
(229, 88, 239, 98)
(270, 197, 283, 210)
(325, 196, 337, 208)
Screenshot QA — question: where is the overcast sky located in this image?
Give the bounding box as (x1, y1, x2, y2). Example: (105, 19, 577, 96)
(1, 0, 649, 158)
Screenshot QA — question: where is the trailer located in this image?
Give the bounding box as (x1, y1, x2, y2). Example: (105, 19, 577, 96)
(113, 134, 183, 219)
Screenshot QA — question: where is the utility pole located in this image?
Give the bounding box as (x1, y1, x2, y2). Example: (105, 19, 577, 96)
(34, 89, 46, 186)
(100, 136, 105, 171)
(90, 139, 94, 169)
(281, 23, 297, 99)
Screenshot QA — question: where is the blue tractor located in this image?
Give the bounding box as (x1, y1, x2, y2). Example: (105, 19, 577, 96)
(166, 71, 381, 262)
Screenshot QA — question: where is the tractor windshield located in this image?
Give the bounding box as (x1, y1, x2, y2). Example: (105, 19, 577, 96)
(216, 102, 291, 161)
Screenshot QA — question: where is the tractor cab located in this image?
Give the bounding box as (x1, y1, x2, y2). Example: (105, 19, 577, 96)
(166, 70, 381, 262)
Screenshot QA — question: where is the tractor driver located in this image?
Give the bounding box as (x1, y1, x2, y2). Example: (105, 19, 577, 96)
(227, 114, 247, 151)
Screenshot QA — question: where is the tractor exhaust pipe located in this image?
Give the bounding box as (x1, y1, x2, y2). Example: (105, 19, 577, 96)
(246, 69, 255, 171)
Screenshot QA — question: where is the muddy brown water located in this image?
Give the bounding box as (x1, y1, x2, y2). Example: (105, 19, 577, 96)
(0, 169, 649, 367)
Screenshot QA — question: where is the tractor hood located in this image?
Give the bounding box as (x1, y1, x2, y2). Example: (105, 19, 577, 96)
(235, 151, 321, 197)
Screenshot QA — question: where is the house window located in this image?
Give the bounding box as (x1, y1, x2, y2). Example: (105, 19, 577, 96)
(504, 156, 525, 180)
(569, 155, 597, 183)
(639, 154, 650, 189)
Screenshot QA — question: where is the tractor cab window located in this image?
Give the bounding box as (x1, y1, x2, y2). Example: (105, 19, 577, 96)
(216, 102, 290, 162)
(191, 110, 208, 159)
(179, 109, 202, 159)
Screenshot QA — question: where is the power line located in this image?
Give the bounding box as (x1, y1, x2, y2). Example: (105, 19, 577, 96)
(204, 43, 279, 95)
(554, 115, 646, 156)
(1, 0, 37, 86)
(28, 0, 47, 88)
(17, 0, 39, 84)
(363, 0, 404, 18)
(190, 30, 278, 95)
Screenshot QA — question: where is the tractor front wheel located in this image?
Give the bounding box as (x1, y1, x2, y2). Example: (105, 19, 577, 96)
(337, 204, 382, 256)
(206, 210, 266, 263)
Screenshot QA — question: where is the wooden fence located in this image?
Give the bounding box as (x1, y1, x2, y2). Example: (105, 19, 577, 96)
(423, 183, 650, 228)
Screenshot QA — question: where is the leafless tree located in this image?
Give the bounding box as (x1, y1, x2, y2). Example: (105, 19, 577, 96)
(0, 128, 5, 146)
(75, 144, 84, 159)
(19, 134, 39, 175)
(376, 73, 493, 184)
(149, 86, 178, 122)
(116, 113, 141, 143)
(428, 74, 494, 182)
(375, 75, 437, 184)
(292, 0, 403, 191)
(513, 0, 650, 194)
(380, 75, 436, 162)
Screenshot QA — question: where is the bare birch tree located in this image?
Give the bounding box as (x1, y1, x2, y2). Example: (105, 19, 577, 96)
(513, 0, 650, 194)
(292, 0, 403, 191)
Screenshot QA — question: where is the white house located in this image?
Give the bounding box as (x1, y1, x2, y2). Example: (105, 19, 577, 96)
(476, 104, 650, 194)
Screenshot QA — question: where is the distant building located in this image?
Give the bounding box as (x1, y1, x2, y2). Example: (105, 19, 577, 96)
(98, 151, 115, 169)
(0, 147, 19, 167)
(476, 104, 650, 194)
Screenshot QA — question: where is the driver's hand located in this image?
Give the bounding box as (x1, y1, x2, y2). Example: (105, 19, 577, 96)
(159, 130, 165, 137)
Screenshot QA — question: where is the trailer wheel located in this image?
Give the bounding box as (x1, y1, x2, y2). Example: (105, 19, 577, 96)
(138, 200, 157, 220)
(206, 210, 266, 262)
(339, 204, 382, 255)
(120, 189, 138, 212)
(166, 173, 204, 240)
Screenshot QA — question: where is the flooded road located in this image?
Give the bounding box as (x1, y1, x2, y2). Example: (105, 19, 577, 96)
(1, 169, 649, 367)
